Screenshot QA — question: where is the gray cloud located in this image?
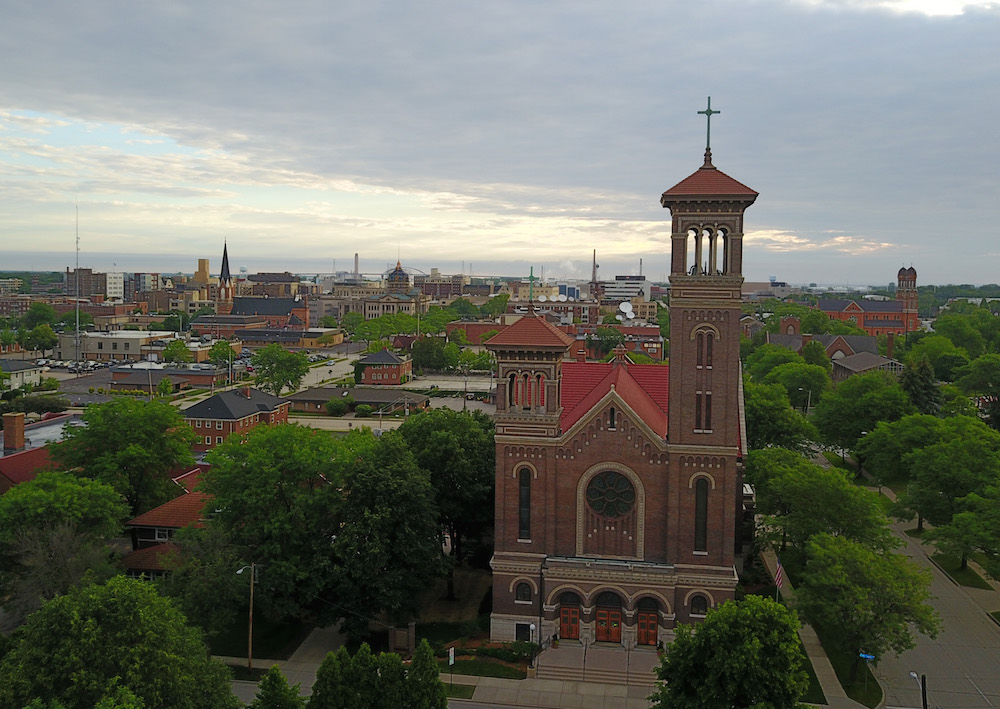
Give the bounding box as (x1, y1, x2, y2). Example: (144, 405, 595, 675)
(1, 0, 999, 283)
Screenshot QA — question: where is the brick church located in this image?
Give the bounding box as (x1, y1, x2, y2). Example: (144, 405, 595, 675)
(486, 145, 754, 648)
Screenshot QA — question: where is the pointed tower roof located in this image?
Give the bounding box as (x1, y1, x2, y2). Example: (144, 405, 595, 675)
(660, 149, 758, 203)
(220, 242, 232, 285)
(485, 314, 574, 349)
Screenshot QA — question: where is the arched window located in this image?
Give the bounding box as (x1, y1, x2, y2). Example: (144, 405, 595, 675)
(560, 591, 581, 605)
(522, 374, 531, 410)
(518, 468, 531, 539)
(515, 582, 532, 602)
(536, 373, 545, 408)
(637, 597, 659, 611)
(690, 594, 708, 616)
(507, 374, 516, 408)
(696, 332, 704, 367)
(595, 591, 623, 608)
(694, 478, 708, 552)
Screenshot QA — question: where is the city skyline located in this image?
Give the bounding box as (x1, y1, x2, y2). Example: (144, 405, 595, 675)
(2, 1, 999, 284)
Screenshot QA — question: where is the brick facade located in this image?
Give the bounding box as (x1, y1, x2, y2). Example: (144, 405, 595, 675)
(487, 149, 753, 649)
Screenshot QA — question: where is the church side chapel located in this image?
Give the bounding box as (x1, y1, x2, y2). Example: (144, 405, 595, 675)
(486, 110, 755, 649)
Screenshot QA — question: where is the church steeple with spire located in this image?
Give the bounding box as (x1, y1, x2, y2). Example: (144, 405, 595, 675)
(217, 241, 235, 315)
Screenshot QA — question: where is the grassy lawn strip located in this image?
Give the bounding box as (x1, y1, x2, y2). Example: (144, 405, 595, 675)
(932, 553, 993, 590)
(436, 658, 526, 680)
(226, 664, 268, 682)
(209, 617, 314, 660)
(445, 683, 476, 699)
(797, 638, 827, 706)
(822, 451, 856, 472)
(905, 527, 924, 539)
(810, 623, 881, 709)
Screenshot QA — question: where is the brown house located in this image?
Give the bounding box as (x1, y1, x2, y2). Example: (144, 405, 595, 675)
(183, 387, 290, 452)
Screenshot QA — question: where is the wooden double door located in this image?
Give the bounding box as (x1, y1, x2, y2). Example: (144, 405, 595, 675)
(637, 611, 658, 645)
(595, 608, 622, 643)
(560, 606, 580, 640)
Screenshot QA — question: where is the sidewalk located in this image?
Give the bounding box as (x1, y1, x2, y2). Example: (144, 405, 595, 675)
(759, 550, 867, 709)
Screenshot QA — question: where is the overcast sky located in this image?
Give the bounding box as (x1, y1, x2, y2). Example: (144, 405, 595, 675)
(1, 0, 998, 285)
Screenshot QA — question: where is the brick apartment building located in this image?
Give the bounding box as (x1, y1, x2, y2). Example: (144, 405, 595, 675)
(183, 387, 290, 452)
(487, 147, 751, 649)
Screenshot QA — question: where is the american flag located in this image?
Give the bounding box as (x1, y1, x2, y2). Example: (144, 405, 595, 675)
(775, 558, 784, 589)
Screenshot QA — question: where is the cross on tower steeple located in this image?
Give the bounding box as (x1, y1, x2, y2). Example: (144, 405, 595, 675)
(698, 97, 720, 151)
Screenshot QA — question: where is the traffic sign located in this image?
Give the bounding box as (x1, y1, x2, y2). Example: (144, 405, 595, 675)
(859, 652, 874, 660)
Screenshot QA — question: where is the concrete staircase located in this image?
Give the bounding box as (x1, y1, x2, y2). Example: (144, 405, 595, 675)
(536, 644, 660, 687)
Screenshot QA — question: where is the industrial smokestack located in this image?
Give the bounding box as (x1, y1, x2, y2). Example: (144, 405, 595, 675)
(354, 253, 359, 278)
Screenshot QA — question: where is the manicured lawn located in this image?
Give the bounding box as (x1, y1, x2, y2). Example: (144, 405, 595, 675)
(209, 616, 314, 660)
(226, 664, 267, 681)
(798, 644, 827, 706)
(812, 624, 882, 708)
(436, 658, 526, 679)
(445, 683, 476, 699)
(932, 553, 993, 590)
(822, 451, 857, 472)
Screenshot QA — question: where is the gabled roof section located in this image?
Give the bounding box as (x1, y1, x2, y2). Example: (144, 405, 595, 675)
(359, 349, 405, 365)
(560, 362, 668, 437)
(128, 491, 210, 529)
(120, 542, 179, 572)
(661, 151, 758, 200)
(182, 387, 287, 420)
(485, 314, 574, 349)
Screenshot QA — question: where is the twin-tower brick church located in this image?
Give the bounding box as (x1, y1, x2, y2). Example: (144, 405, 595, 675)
(486, 144, 755, 648)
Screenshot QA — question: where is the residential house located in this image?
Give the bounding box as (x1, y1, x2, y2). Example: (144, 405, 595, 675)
(183, 387, 290, 452)
(356, 349, 412, 385)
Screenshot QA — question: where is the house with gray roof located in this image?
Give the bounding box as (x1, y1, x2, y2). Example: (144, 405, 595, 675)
(182, 387, 290, 452)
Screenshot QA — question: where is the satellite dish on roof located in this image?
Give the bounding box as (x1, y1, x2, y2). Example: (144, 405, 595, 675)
(558, 294, 567, 302)
(538, 295, 547, 302)
(616, 314, 624, 321)
(619, 301, 633, 313)
(626, 312, 635, 319)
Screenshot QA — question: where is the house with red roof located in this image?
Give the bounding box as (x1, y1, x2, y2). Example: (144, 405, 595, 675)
(485, 146, 751, 653)
(120, 467, 211, 580)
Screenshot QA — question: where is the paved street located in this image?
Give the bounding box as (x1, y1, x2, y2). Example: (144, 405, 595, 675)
(874, 523, 1000, 709)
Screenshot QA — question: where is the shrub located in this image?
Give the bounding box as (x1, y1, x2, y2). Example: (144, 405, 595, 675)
(354, 404, 373, 418)
(325, 397, 352, 417)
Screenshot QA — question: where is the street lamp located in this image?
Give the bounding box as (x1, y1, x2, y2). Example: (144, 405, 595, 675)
(529, 623, 536, 668)
(236, 563, 259, 671)
(909, 671, 928, 709)
(797, 387, 812, 415)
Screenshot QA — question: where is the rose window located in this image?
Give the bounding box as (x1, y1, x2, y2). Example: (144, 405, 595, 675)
(586, 471, 636, 518)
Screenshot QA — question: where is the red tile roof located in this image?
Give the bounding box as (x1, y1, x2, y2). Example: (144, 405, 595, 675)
(0, 447, 51, 488)
(486, 314, 575, 349)
(661, 154, 758, 199)
(560, 362, 669, 436)
(128, 490, 211, 529)
(120, 542, 179, 572)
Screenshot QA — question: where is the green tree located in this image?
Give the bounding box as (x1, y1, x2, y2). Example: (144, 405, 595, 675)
(319, 315, 339, 328)
(480, 293, 510, 318)
(399, 409, 495, 595)
(899, 354, 942, 415)
(156, 376, 173, 397)
(308, 648, 349, 709)
(21, 302, 58, 330)
(342, 643, 379, 709)
(340, 311, 363, 334)
(649, 595, 808, 709)
(744, 344, 805, 382)
(796, 534, 939, 679)
(906, 334, 968, 380)
(24, 323, 58, 353)
(811, 371, 915, 458)
(208, 340, 236, 368)
(200, 424, 348, 623)
(589, 326, 625, 356)
(0, 576, 240, 709)
(934, 312, 986, 358)
(158, 524, 247, 635)
(955, 354, 1000, 429)
(252, 343, 310, 396)
(331, 432, 443, 638)
(762, 361, 831, 410)
(325, 397, 351, 416)
(855, 414, 944, 487)
(376, 652, 407, 708)
(412, 337, 446, 370)
(800, 339, 831, 370)
(742, 381, 816, 453)
(50, 398, 198, 514)
(250, 666, 304, 709)
(924, 484, 1000, 579)
(442, 341, 461, 370)
(898, 416, 1000, 535)
(407, 639, 448, 709)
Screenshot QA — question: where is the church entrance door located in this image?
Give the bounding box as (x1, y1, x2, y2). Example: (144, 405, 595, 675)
(595, 609, 622, 643)
(560, 607, 580, 640)
(637, 611, 657, 645)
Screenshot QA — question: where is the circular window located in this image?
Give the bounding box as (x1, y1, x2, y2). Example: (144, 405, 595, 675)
(586, 471, 636, 518)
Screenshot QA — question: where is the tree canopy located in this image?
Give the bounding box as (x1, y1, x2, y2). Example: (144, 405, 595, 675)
(745, 344, 805, 382)
(742, 381, 817, 453)
(252, 344, 310, 396)
(796, 534, 939, 676)
(811, 371, 914, 456)
(650, 595, 809, 709)
(161, 339, 194, 363)
(50, 397, 198, 514)
(0, 576, 240, 709)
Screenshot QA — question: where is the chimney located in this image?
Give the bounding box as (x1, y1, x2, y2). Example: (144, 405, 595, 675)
(801, 334, 813, 351)
(242, 386, 252, 399)
(887, 332, 895, 359)
(3, 412, 26, 452)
